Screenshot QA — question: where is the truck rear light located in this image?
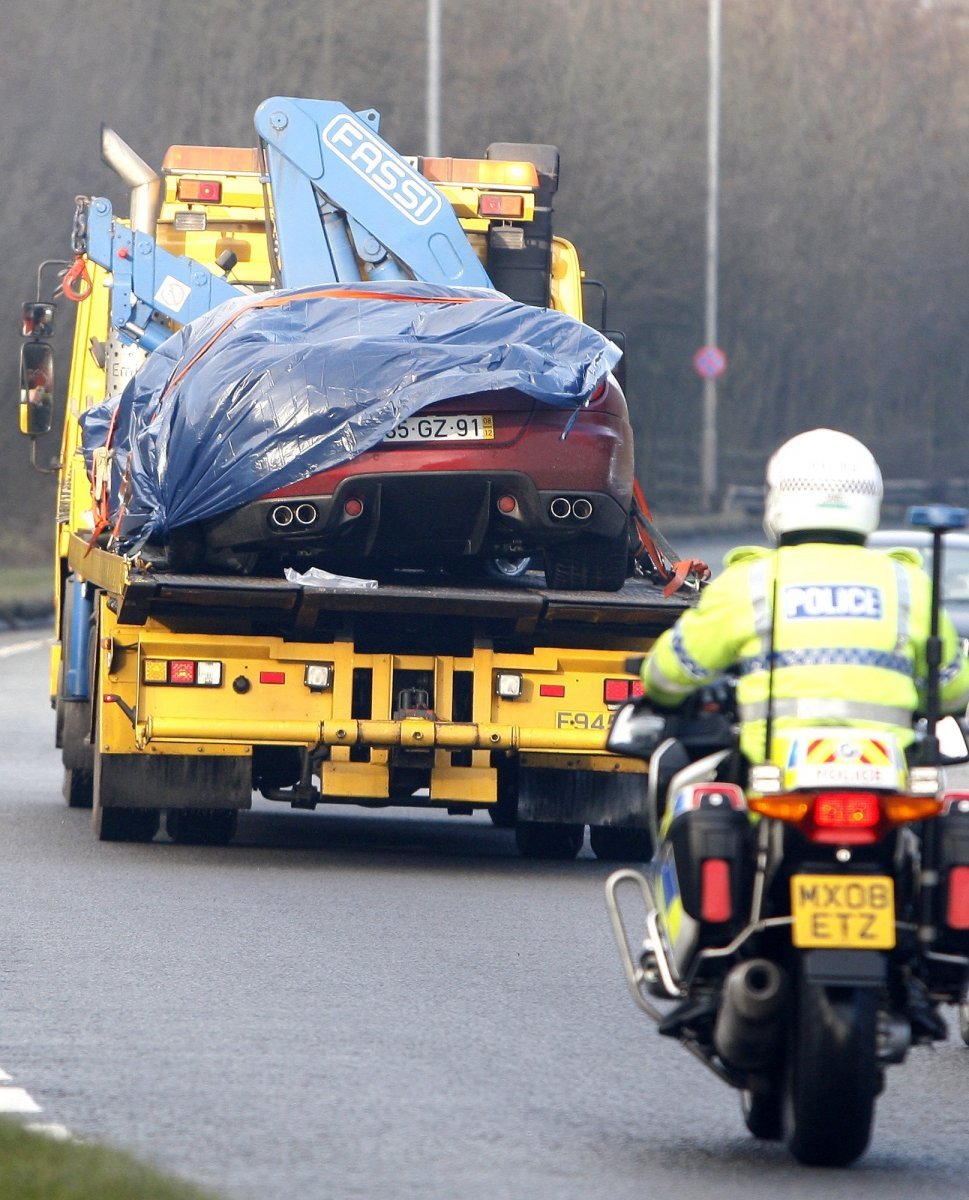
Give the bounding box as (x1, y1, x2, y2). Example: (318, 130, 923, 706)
(478, 193, 525, 219)
(603, 678, 645, 704)
(946, 866, 969, 929)
(419, 156, 539, 188)
(176, 179, 223, 203)
(495, 671, 523, 698)
(700, 859, 732, 922)
(143, 658, 222, 686)
(173, 212, 207, 231)
(304, 663, 334, 692)
(539, 684, 565, 697)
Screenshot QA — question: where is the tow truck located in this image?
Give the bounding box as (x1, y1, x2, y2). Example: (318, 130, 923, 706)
(18, 97, 701, 855)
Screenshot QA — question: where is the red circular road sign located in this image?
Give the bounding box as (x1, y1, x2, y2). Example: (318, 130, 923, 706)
(693, 345, 727, 380)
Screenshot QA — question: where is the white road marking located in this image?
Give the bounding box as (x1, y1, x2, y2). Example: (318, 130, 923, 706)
(0, 1087, 42, 1114)
(25, 1122, 75, 1141)
(0, 639, 47, 659)
(0, 1068, 75, 1138)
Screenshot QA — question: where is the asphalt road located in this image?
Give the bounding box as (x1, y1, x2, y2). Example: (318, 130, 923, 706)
(2, 625, 968, 1200)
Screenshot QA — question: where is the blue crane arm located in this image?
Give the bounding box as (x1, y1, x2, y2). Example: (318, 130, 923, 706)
(83, 197, 243, 351)
(255, 96, 494, 290)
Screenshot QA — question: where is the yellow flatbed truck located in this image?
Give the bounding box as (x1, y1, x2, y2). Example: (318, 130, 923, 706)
(20, 98, 696, 856)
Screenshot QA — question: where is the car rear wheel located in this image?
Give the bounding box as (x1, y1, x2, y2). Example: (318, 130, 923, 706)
(544, 531, 629, 592)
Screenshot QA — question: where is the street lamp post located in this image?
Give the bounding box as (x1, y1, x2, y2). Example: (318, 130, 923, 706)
(701, 0, 722, 511)
(426, 0, 442, 156)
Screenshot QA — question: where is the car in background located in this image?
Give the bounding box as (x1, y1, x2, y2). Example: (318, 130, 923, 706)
(868, 529, 969, 642)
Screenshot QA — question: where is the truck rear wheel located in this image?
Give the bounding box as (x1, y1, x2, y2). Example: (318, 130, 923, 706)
(515, 821, 584, 860)
(63, 767, 94, 810)
(543, 532, 629, 592)
(589, 825, 652, 862)
(93, 804, 160, 843)
(166, 808, 238, 846)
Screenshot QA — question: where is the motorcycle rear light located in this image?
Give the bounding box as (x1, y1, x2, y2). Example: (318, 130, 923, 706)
(814, 791, 880, 830)
(603, 678, 645, 704)
(946, 865, 969, 929)
(880, 794, 943, 823)
(748, 794, 811, 823)
(700, 859, 732, 922)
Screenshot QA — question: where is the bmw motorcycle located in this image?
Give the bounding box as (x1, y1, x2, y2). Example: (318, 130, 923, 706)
(604, 507, 969, 1167)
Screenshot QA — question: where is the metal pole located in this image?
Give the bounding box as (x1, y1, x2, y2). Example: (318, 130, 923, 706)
(701, 0, 722, 511)
(426, 0, 442, 156)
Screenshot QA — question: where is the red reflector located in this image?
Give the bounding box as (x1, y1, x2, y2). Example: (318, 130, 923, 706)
(343, 498, 364, 517)
(176, 178, 223, 203)
(814, 791, 880, 829)
(946, 865, 969, 930)
(631, 680, 644, 697)
(169, 660, 196, 685)
(259, 671, 286, 685)
(540, 684, 565, 697)
(497, 494, 517, 514)
(603, 678, 631, 703)
(701, 858, 732, 922)
(478, 193, 525, 218)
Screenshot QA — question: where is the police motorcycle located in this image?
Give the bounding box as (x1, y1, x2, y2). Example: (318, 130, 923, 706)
(604, 506, 969, 1167)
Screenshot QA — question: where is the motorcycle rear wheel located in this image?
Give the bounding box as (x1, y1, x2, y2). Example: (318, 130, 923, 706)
(784, 970, 878, 1167)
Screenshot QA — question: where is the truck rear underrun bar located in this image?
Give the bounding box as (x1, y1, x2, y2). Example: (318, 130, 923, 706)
(136, 716, 615, 753)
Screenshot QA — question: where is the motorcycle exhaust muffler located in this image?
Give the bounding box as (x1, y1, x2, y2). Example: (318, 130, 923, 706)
(713, 958, 788, 1070)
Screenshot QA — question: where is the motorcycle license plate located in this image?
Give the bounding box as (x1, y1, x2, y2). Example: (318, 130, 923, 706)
(790, 874, 895, 949)
(384, 414, 495, 442)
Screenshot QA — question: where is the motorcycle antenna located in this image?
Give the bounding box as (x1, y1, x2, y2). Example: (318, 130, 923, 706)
(763, 557, 779, 764)
(907, 504, 968, 765)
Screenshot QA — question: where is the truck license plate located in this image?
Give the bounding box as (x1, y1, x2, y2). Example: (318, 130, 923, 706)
(384, 414, 494, 442)
(790, 874, 895, 949)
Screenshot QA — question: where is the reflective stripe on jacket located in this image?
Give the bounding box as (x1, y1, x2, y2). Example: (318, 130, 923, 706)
(642, 541, 969, 763)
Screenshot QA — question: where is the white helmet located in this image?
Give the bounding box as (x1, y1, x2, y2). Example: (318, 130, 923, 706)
(763, 428, 883, 542)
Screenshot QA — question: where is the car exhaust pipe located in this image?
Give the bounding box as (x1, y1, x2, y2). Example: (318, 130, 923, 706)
(549, 497, 572, 520)
(294, 503, 318, 526)
(270, 505, 294, 528)
(712, 958, 787, 1070)
(571, 497, 594, 520)
(101, 125, 162, 235)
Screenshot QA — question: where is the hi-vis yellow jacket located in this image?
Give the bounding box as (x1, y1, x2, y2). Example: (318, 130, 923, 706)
(641, 541, 969, 763)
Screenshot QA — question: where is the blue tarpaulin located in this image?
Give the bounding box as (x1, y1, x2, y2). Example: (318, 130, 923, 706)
(80, 280, 622, 549)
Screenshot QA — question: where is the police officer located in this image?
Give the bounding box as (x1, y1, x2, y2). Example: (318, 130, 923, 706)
(640, 428, 969, 764)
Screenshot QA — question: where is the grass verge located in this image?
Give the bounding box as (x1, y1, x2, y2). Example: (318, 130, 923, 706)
(0, 1120, 225, 1200)
(0, 565, 53, 620)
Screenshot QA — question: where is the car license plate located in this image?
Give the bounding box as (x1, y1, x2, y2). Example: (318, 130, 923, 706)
(384, 414, 494, 442)
(790, 874, 895, 949)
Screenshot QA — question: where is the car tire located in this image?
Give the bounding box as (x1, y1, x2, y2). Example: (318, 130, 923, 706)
(544, 531, 629, 592)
